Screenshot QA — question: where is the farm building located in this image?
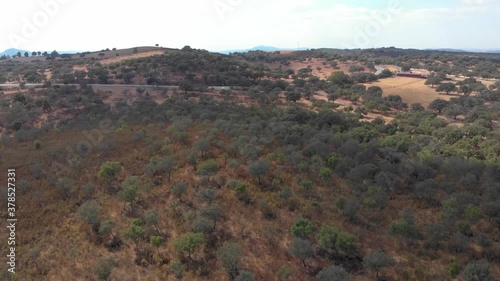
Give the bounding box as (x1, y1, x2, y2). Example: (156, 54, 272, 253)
(396, 72, 427, 79)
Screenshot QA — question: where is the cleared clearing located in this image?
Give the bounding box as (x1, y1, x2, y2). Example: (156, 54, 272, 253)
(364, 77, 453, 107)
(100, 50, 165, 65)
(278, 59, 371, 80)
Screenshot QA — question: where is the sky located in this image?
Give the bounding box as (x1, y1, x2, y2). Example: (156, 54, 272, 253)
(0, 0, 499, 53)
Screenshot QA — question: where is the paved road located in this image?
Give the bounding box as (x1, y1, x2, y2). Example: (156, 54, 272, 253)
(0, 83, 231, 91)
(374, 66, 385, 75)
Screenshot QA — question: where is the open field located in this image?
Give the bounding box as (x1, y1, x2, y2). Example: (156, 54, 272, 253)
(3, 46, 167, 63)
(364, 77, 452, 107)
(100, 50, 165, 65)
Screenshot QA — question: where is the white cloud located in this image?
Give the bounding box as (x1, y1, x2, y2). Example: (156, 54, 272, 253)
(461, 0, 486, 5)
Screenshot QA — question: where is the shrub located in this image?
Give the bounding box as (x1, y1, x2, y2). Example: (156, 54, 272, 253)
(235, 271, 255, 281)
(463, 260, 492, 281)
(217, 243, 241, 279)
(95, 256, 117, 280)
(33, 139, 41, 150)
(363, 250, 394, 278)
(449, 262, 461, 279)
(316, 265, 349, 281)
(291, 218, 315, 238)
(170, 260, 185, 280)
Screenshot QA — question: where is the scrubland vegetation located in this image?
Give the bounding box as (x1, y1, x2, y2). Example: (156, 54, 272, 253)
(0, 46, 499, 280)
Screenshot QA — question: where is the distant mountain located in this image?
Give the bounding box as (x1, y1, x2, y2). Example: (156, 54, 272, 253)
(58, 50, 83, 54)
(463, 49, 500, 54)
(218, 45, 308, 54)
(426, 48, 468, 53)
(0, 48, 30, 57)
(425, 48, 500, 54)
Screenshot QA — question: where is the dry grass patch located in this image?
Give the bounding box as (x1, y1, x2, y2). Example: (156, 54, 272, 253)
(365, 77, 452, 107)
(100, 50, 165, 65)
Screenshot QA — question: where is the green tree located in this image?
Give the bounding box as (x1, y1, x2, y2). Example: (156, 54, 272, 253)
(192, 216, 213, 235)
(160, 156, 177, 181)
(173, 232, 206, 260)
(98, 161, 121, 191)
(319, 167, 332, 182)
(217, 243, 241, 279)
(196, 189, 216, 204)
(316, 265, 350, 281)
(248, 159, 270, 185)
(144, 210, 161, 235)
(436, 82, 457, 94)
(378, 69, 393, 79)
(335, 231, 357, 257)
(118, 177, 139, 209)
(172, 183, 187, 202)
(285, 91, 302, 102)
(28, 247, 42, 272)
(150, 236, 163, 247)
(33, 139, 42, 150)
(463, 260, 492, 281)
(425, 75, 442, 88)
(95, 256, 117, 280)
(56, 177, 75, 199)
(329, 71, 352, 86)
(186, 151, 198, 170)
(235, 271, 255, 281)
(317, 225, 340, 253)
(98, 220, 115, 239)
(124, 224, 145, 248)
(289, 238, 313, 269)
(349, 65, 365, 73)
(180, 81, 194, 94)
(291, 218, 315, 238)
(449, 262, 461, 279)
(150, 235, 163, 257)
(363, 250, 395, 278)
(389, 209, 421, 242)
(465, 204, 481, 223)
(276, 264, 293, 281)
(78, 200, 100, 233)
(196, 159, 220, 178)
(443, 104, 465, 120)
(200, 204, 223, 229)
(171, 260, 185, 280)
(145, 156, 177, 181)
(195, 139, 211, 159)
(429, 99, 449, 113)
(411, 103, 425, 112)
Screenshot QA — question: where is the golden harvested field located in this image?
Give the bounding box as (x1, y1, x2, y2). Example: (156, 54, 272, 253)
(100, 50, 165, 65)
(380, 65, 400, 72)
(364, 77, 452, 107)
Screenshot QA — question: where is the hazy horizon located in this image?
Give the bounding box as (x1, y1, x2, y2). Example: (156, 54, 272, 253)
(1, 0, 499, 53)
